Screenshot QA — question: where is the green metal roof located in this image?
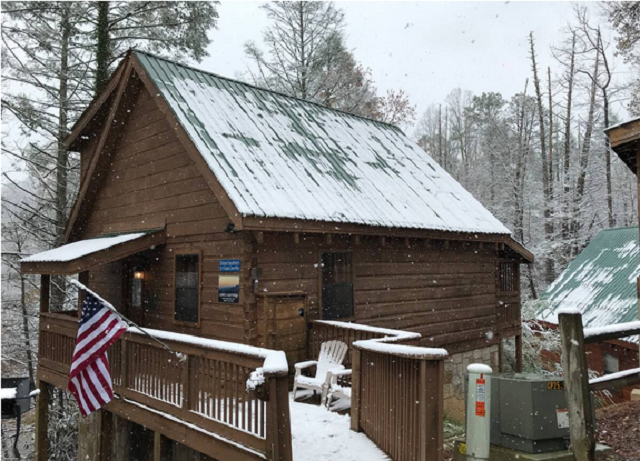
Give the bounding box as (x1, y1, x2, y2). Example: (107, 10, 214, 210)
(537, 227, 640, 341)
(133, 51, 511, 235)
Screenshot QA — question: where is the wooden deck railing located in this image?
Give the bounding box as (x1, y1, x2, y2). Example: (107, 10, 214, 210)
(308, 320, 421, 368)
(559, 312, 640, 461)
(351, 340, 447, 461)
(38, 312, 292, 461)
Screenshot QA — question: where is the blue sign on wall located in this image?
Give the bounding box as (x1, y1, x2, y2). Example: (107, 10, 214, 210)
(219, 259, 241, 272)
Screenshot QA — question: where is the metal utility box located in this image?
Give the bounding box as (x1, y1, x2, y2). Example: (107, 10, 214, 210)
(466, 373, 576, 453)
(490, 373, 570, 453)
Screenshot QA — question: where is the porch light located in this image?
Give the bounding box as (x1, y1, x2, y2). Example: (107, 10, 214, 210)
(133, 270, 145, 280)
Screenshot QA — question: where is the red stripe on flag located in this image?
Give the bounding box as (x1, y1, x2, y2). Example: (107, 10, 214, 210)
(72, 316, 120, 362)
(76, 309, 112, 343)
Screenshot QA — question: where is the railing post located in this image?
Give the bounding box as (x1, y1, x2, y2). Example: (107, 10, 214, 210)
(350, 346, 362, 432)
(181, 355, 191, 416)
(120, 339, 128, 392)
(266, 373, 293, 461)
(420, 358, 444, 461)
(559, 312, 595, 461)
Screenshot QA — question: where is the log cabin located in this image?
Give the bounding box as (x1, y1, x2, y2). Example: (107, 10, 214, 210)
(21, 50, 533, 460)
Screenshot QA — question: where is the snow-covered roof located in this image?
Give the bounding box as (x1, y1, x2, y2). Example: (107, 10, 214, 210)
(21, 232, 149, 263)
(536, 227, 640, 343)
(605, 116, 640, 132)
(135, 51, 510, 235)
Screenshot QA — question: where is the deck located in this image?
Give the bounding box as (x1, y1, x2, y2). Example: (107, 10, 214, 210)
(37, 311, 291, 461)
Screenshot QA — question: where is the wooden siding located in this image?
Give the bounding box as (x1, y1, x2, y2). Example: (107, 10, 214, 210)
(80, 85, 248, 344)
(251, 233, 519, 354)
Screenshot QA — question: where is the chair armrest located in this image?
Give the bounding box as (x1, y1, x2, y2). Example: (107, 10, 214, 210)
(330, 369, 352, 377)
(294, 360, 318, 370)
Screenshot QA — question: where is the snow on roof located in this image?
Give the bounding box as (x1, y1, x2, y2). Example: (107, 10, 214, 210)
(605, 116, 640, 132)
(536, 227, 640, 343)
(135, 51, 510, 235)
(21, 232, 149, 263)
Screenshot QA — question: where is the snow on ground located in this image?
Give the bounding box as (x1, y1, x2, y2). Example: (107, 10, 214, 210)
(290, 392, 388, 461)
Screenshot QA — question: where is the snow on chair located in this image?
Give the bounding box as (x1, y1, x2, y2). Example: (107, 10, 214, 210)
(324, 368, 352, 410)
(293, 340, 348, 404)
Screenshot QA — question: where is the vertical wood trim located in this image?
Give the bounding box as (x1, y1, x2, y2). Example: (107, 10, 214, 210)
(559, 313, 595, 461)
(40, 275, 50, 314)
(350, 347, 362, 432)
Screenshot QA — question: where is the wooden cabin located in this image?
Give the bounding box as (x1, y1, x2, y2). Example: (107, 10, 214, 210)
(22, 51, 532, 460)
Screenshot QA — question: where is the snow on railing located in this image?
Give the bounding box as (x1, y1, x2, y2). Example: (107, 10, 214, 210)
(582, 320, 640, 344)
(128, 327, 288, 375)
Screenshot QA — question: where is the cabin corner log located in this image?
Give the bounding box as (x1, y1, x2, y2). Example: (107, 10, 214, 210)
(559, 313, 595, 461)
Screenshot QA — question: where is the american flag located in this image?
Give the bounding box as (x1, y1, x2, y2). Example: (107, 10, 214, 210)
(68, 292, 128, 417)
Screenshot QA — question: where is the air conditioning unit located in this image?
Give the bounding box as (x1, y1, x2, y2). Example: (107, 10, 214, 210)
(466, 373, 594, 453)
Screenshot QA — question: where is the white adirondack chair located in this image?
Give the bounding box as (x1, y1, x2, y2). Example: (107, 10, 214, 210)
(293, 340, 348, 403)
(324, 368, 352, 410)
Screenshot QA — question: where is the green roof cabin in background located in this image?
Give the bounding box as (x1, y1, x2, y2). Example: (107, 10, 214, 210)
(537, 227, 640, 342)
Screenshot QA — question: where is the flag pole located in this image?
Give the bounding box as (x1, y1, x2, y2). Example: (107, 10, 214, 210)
(68, 279, 186, 362)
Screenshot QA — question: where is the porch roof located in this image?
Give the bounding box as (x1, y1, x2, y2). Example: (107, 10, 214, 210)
(605, 116, 640, 175)
(20, 230, 165, 275)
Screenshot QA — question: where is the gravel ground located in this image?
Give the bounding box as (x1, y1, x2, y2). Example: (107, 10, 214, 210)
(596, 400, 640, 461)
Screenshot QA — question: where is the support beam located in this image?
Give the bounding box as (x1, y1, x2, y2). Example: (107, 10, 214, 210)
(515, 334, 523, 373)
(40, 275, 50, 314)
(154, 431, 162, 461)
(35, 381, 50, 461)
(293, 232, 300, 244)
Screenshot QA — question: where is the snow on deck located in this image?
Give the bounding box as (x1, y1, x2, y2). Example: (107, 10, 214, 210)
(21, 232, 148, 263)
(290, 395, 388, 461)
(136, 51, 510, 235)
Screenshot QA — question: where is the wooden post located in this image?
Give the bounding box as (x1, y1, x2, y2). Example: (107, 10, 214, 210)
(266, 374, 293, 461)
(40, 274, 50, 313)
(153, 431, 162, 461)
(34, 380, 50, 461)
(515, 334, 523, 373)
(98, 410, 113, 461)
(420, 359, 444, 461)
(350, 347, 362, 432)
(559, 312, 595, 461)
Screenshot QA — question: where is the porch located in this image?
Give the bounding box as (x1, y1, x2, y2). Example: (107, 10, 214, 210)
(35, 309, 448, 461)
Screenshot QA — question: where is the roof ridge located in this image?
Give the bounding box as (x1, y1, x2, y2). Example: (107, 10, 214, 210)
(132, 49, 404, 133)
(599, 226, 639, 232)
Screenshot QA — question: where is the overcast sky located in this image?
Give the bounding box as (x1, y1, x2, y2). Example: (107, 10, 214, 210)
(202, 1, 630, 125)
(1, 1, 633, 181)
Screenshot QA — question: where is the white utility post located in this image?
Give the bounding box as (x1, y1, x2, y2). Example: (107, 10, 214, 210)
(465, 364, 493, 461)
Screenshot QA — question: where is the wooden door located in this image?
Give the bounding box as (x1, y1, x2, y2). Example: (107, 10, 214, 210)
(259, 295, 308, 371)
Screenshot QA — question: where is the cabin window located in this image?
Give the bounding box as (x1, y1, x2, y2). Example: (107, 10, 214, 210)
(603, 354, 619, 374)
(499, 262, 517, 292)
(321, 252, 354, 320)
(174, 254, 200, 323)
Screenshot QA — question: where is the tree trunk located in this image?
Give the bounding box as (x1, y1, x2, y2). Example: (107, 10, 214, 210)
(95, 1, 111, 94)
(51, 4, 71, 311)
(570, 49, 600, 257)
(603, 88, 614, 227)
(529, 33, 554, 284)
(562, 34, 576, 264)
